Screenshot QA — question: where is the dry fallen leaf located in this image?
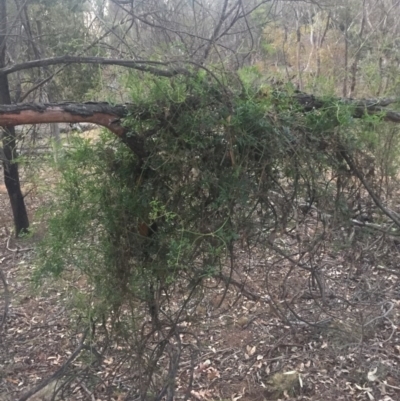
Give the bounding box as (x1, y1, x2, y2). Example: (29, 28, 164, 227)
(367, 367, 378, 382)
(191, 389, 213, 400)
(246, 345, 256, 356)
(206, 367, 220, 380)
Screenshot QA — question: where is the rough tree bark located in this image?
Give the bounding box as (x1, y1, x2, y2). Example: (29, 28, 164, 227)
(1, 94, 400, 154)
(0, 102, 148, 159)
(0, 0, 29, 235)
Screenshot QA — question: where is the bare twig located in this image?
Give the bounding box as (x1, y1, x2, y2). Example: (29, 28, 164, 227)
(0, 268, 9, 331)
(217, 272, 261, 302)
(340, 149, 400, 228)
(6, 233, 33, 252)
(0, 56, 190, 77)
(17, 330, 89, 401)
(183, 345, 199, 401)
(375, 265, 400, 277)
(351, 219, 399, 235)
(79, 382, 96, 401)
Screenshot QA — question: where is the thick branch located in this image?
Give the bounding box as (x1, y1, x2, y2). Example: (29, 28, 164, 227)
(0, 56, 190, 77)
(2, 94, 400, 158)
(0, 101, 127, 133)
(293, 92, 400, 122)
(0, 102, 147, 158)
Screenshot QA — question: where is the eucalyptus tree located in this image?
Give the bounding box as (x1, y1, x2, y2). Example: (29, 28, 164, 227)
(0, 0, 29, 233)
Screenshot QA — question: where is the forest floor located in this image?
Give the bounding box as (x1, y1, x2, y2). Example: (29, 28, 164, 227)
(1, 139, 400, 401)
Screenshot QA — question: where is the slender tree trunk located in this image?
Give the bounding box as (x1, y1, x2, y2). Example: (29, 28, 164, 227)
(349, 0, 366, 97)
(0, 0, 29, 235)
(316, 13, 330, 81)
(31, 17, 62, 163)
(342, 26, 348, 97)
(296, 24, 303, 91)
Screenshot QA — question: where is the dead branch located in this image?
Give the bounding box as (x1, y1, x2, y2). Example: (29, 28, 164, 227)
(0, 268, 9, 331)
(293, 92, 400, 123)
(0, 102, 147, 158)
(340, 149, 400, 228)
(0, 56, 190, 77)
(17, 330, 89, 401)
(1, 93, 400, 160)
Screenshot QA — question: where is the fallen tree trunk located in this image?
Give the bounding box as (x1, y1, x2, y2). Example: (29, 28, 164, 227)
(1, 94, 400, 158)
(0, 92, 400, 163)
(0, 102, 128, 134)
(1, 94, 400, 130)
(293, 92, 400, 122)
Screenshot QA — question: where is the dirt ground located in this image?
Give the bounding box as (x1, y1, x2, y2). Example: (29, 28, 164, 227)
(1, 159, 400, 401)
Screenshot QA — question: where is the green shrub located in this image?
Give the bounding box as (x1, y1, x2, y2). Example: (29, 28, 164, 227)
(35, 71, 400, 324)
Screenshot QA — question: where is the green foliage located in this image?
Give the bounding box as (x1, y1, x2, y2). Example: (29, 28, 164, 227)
(35, 70, 400, 323)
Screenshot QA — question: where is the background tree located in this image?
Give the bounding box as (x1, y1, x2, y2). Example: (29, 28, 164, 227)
(0, 0, 29, 234)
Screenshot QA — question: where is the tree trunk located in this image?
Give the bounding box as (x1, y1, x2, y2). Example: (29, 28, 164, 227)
(0, 0, 29, 235)
(0, 78, 30, 235)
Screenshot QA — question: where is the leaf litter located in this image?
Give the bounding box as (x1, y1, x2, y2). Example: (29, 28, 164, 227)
(1, 168, 400, 401)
